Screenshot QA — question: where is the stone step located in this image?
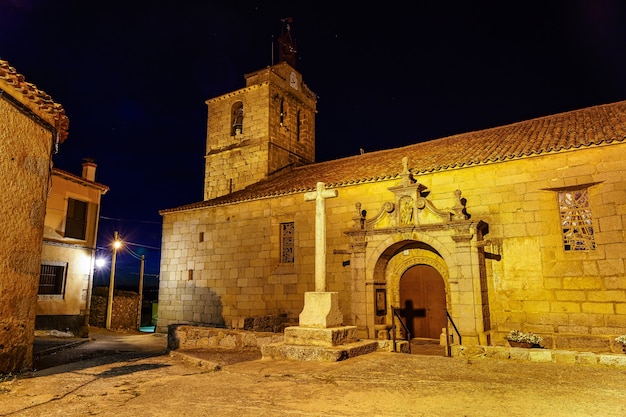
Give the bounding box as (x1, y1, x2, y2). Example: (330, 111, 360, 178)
(283, 325, 358, 347)
(261, 339, 379, 362)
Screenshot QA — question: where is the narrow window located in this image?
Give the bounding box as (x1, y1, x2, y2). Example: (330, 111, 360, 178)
(559, 188, 595, 251)
(65, 198, 87, 239)
(296, 110, 301, 142)
(231, 101, 244, 136)
(280, 222, 295, 263)
(38, 262, 67, 295)
(199, 232, 204, 242)
(279, 98, 285, 126)
(188, 269, 194, 280)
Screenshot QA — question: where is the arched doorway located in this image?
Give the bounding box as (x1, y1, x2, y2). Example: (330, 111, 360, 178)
(399, 264, 446, 339)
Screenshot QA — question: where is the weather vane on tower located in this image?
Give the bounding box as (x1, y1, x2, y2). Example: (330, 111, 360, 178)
(278, 17, 297, 68)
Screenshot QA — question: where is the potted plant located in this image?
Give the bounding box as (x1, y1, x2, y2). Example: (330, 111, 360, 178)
(506, 330, 543, 348)
(615, 335, 626, 353)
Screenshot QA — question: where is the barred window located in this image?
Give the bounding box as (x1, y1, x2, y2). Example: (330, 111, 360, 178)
(559, 188, 595, 251)
(280, 222, 295, 263)
(39, 262, 67, 295)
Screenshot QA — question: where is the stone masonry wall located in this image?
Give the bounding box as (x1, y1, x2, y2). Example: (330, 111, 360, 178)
(158, 143, 626, 349)
(167, 324, 283, 351)
(0, 94, 55, 373)
(157, 196, 318, 333)
(204, 84, 270, 201)
(204, 63, 317, 201)
(230, 314, 291, 333)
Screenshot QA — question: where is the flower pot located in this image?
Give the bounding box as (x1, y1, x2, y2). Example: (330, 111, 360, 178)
(508, 341, 531, 348)
(508, 340, 541, 348)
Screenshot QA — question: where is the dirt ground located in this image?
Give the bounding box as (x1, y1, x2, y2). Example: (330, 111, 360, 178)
(2, 331, 625, 417)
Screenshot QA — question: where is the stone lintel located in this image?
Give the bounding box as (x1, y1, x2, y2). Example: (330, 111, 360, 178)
(298, 291, 343, 328)
(284, 325, 358, 347)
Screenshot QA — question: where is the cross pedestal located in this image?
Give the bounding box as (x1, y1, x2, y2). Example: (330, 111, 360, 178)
(298, 291, 343, 328)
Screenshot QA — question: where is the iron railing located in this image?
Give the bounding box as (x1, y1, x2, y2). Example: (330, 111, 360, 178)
(444, 307, 462, 356)
(391, 306, 411, 353)
(390, 305, 462, 357)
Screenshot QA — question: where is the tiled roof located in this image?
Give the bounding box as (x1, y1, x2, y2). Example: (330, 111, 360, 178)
(52, 167, 110, 193)
(0, 59, 69, 142)
(161, 100, 626, 214)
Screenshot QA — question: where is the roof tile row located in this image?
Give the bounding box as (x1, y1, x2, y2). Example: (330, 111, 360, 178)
(162, 100, 626, 214)
(0, 59, 69, 141)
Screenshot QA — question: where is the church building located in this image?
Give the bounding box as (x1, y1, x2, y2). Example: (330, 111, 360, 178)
(157, 25, 626, 351)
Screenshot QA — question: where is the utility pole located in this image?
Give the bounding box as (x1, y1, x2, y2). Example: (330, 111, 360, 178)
(137, 254, 145, 330)
(106, 231, 120, 330)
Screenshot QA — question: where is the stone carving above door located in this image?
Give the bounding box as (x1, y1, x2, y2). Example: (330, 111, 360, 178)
(352, 157, 469, 230)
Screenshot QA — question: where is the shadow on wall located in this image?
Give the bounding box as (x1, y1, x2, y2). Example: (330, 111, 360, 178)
(156, 286, 226, 333)
(199, 289, 225, 327)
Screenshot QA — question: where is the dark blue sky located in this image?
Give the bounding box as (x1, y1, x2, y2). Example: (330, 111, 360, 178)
(2, 1, 626, 288)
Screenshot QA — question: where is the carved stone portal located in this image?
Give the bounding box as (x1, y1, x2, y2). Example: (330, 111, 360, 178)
(353, 157, 469, 230)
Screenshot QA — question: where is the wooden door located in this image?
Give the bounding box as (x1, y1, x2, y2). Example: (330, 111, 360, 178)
(399, 264, 446, 339)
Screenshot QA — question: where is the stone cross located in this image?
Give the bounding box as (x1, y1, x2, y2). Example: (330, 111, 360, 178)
(304, 182, 338, 292)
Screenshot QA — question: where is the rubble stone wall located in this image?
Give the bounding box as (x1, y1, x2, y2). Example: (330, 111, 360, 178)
(0, 77, 59, 373)
(89, 287, 139, 330)
(168, 324, 283, 350)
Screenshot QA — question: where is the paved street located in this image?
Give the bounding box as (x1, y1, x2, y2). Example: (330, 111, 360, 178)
(1, 329, 625, 417)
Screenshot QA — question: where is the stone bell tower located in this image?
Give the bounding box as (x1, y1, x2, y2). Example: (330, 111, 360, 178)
(203, 19, 317, 200)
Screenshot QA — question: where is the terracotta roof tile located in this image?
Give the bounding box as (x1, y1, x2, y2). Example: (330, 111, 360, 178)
(51, 167, 110, 193)
(161, 100, 626, 214)
(0, 59, 69, 141)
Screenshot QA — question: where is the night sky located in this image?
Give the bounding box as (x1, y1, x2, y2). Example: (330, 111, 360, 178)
(2, 1, 626, 288)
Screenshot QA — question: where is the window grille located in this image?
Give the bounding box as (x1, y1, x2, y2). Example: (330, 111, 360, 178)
(559, 188, 595, 251)
(38, 263, 66, 295)
(280, 222, 295, 263)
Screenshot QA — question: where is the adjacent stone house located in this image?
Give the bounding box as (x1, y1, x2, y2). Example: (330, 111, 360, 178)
(157, 56, 626, 352)
(0, 59, 69, 373)
(37, 161, 109, 337)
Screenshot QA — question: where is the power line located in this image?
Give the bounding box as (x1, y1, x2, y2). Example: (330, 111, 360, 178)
(126, 246, 148, 260)
(126, 241, 160, 251)
(96, 242, 161, 252)
(100, 215, 161, 225)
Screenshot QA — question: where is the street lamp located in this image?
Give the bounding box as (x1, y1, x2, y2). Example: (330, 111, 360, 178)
(95, 257, 106, 268)
(105, 231, 121, 330)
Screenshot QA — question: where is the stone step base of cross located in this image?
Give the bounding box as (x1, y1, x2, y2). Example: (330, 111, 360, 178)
(261, 338, 379, 362)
